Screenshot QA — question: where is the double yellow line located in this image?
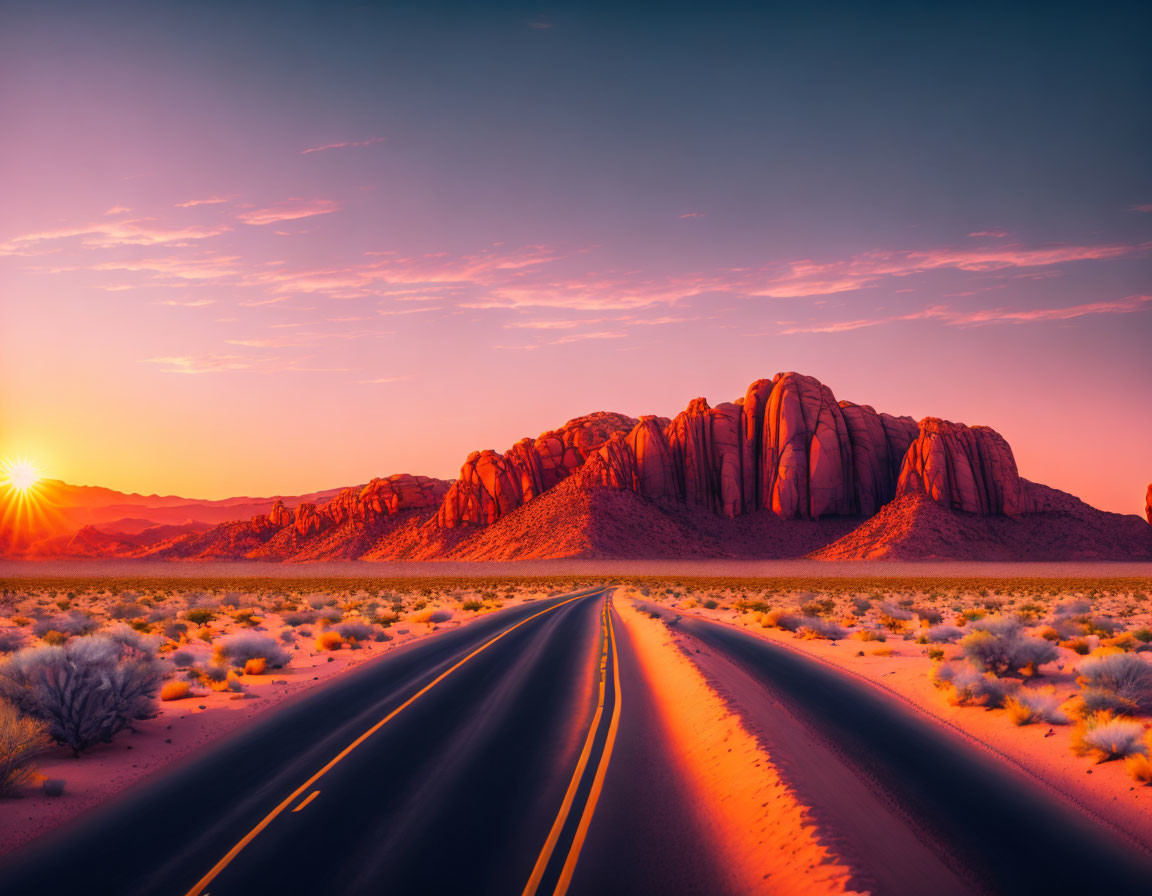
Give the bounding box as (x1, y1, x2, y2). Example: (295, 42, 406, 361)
(521, 594, 622, 896)
(185, 589, 601, 896)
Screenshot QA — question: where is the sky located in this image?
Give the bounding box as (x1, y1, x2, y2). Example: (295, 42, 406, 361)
(1, 0, 1149, 514)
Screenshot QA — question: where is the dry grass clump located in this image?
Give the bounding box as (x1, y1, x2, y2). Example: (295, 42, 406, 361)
(0, 699, 50, 796)
(315, 631, 343, 651)
(1075, 651, 1152, 715)
(959, 616, 1057, 675)
(924, 624, 964, 643)
(1126, 735, 1152, 783)
(243, 657, 266, 675)
(933, 661, 1016, 708)
(797, 618, 846, 641)
(1004, 688, 1069, 726)
(0, 628, 28, 654)
(160, 680, 191, 701)
(212, 634, 290, 669)
(1071, 711, 1148, 761)
(410, 608, 453, 625)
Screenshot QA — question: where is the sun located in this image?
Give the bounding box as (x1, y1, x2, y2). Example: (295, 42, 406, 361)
(2, 458, 42, 493)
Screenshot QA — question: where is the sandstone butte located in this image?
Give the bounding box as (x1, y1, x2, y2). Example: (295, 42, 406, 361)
(434, 371, 1029, 527)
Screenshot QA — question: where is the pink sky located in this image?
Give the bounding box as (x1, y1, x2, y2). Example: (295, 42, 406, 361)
(1, 3, 1150, 516)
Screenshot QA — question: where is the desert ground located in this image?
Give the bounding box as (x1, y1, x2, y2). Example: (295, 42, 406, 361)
(2, 565, 1152, 894)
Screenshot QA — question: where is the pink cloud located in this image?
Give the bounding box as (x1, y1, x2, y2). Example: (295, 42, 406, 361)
(750, 241, 1149, 299)
(968, 230, 1008, 238)
(157, 298, 215, 307)
(236, 199, 342, 226)
(300, 136, 387, 155)
(780, 294, 1152, 334)
(678, 211, 706, 219)
(1131, 204, 1152, 213)
(175, 196, 233, 208)
(1, 218, 231, 254)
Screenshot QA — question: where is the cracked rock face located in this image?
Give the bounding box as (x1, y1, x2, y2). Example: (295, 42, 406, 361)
(245, 474, 451, 538)
(434, 372, 1033, 527)
(895, 417, 1027, 516)
(437, 412, 637, 527)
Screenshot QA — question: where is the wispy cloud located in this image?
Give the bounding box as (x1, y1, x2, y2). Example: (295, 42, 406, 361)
(144, 354, 263, 374)
(780, 294, 1152, 334)
(300, 136, 386, 155)
(236, 198, 342, 226)
(749, 242, 1150, 299)
(0, 217, 231, 254)
(157, 298, 215, 307)
(175, 196, 233, 208)
(968, 230, 1008, 238)
(356, 376, 409, 384)
(678, 211, 706, 219)
(1131, 204, 1152, 213)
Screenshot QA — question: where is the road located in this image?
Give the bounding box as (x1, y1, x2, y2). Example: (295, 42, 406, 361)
(672, 613, 1152, 894)
(0, 588, 733, 896)
(4, 588, 1152, 895)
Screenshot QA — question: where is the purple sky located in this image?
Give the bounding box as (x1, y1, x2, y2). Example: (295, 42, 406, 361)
(1, 1, 1150, 514)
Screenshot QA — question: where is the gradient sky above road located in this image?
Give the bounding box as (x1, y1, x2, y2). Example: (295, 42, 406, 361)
(1, 0, 1149, 513)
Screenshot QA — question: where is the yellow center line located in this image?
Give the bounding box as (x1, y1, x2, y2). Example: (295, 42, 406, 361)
(551, 597, 622, 896)
(184, 589, 600, 896)
(291, 790, 321, 813)
(521, 600, 611, 896)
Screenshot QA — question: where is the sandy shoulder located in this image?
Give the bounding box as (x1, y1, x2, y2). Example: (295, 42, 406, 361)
(615, 598, 861, 896)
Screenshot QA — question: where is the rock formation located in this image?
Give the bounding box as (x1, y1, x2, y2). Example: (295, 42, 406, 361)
(441, 372, 932, 525)
(1146, 482, 1151, 526)
(437, 412, 637, 527)
(895, 418, 1027, 516)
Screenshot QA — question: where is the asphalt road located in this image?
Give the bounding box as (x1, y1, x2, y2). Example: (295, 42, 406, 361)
(0, 588, 728, 896)
(674, 614, 1152, 895)
(7, 588, 1152, 896)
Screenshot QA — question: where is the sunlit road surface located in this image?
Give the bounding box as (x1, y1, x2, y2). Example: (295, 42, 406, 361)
(0, 589, 730, 896)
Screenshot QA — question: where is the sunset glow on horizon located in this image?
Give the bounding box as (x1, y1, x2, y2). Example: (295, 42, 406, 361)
(2, 1, 1149, 514)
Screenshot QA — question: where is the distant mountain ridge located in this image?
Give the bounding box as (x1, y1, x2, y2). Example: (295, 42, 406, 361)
(5, 372, 1151, 562)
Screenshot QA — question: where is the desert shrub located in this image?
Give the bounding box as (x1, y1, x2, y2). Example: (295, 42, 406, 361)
(0, 634, 162, 755)
(912, 606, 943, 625)
(1071, 711, 1148, 760)
(799, 598, 834, 617)
(461, 600, 484, 612)
(1061, 637, 1092, 655)
(798, 619, 846, 641)
(282, 610, 317, 627)
(316, 608, 343, 624)
(162, 622, 188, 641)
(213, 634, 289, 669)
(853, 628, 886, 642)
(871, 647, 894, 657)
(108, 602, 143, 620)
(1127, 750, 1152, 784)
(761, 610, 803, 631)
(960, 620, 1057, 675)
(169, 650, 195, 668)
(279, 629, 296, 645)
(0, 699, 50, 796)
(925, 624, 964, 644)
(1004, 689, 1069, 726)
(315, 631, 343, 651)
(243, 658, 266, 675)
(232, 609, 260, 628)
(0, 629, 28, 654)
(184, 608, 215, 625)
(199, 665, 228, 684)
(333, 622, 374, 642)
(32, 613, 97, 639)
(160, 680, 191, 701)
(1131, 628, 1152, 644)
(412, 609, 453, 625)
(1076, 652, 1152, 714)
(926, 646, 945, 661)
(933, 661, 1016, 708)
